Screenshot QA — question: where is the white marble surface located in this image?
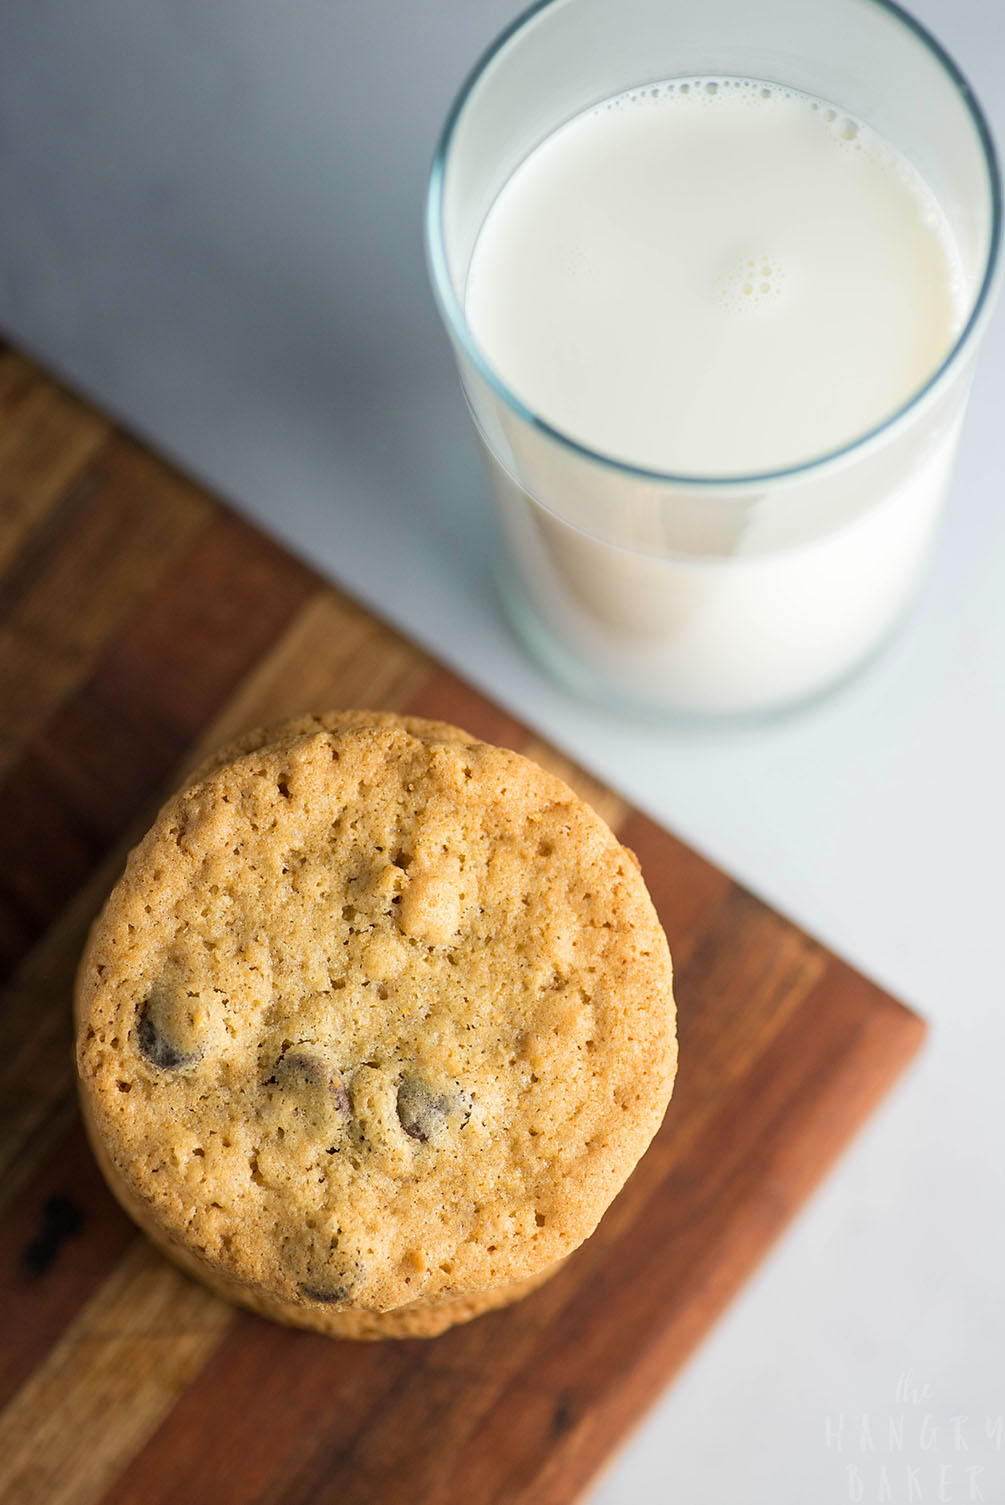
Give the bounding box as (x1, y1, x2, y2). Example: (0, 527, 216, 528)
(1, 2, 1003, 1499)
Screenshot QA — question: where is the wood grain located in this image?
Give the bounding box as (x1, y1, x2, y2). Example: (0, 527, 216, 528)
(0, 348, 925, 1505)
(0, 1241, 231, 1505)
(0, 438, 210, 778)
(0, 349, 109, 579)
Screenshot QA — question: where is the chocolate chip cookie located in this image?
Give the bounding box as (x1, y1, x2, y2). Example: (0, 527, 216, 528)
(76, 723, 676, 1324)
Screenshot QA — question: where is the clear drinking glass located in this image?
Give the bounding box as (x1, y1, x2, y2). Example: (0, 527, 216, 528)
(425, 0, 1002, 717)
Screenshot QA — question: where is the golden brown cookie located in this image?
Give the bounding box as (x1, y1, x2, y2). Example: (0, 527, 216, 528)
(76, 725, 676, 1319)
(82, 1099, 558, 1339)
(206, 1263, 559, 1339)
(186, 709, 472, 787)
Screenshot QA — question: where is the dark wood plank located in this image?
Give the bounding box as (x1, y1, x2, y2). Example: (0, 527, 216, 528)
(0, 347, 109, 578)
(101, 1320, 427, 1505)
(0, 436, 212, 779)
(0, 1241, 232, 1505)
(0, 1119, 135, 1410)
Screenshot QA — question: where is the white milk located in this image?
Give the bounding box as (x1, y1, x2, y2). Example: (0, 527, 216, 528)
(462, 79, 971, 714)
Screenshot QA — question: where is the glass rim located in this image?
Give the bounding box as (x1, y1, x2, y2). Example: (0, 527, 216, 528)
(425, 0, 1004, 492)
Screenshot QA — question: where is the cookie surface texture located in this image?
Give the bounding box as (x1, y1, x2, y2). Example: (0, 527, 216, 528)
(76, 725, 676, 1314)
(186, 708, 472, 787)
(82, 1097, 559, 1340)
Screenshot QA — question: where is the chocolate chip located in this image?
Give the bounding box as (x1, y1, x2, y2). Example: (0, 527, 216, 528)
(298, 1282, 350, 1304)
(272, 1051, 351, 1115)
(396, 1079, 471, 1143)
(274, 1050, 323, 1088)
(298, 1252, 363, 1305)
(136, 1001, 201, 1071)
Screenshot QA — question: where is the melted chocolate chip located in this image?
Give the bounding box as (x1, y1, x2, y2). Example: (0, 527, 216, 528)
(274, 1050, 323, 1088)
(272, 1051, 351, 1117)
(333, 1079, 351, 1116)
(298, 1282, 350, 1305)
(298, 1251, 363, 1305)
(396, 1079, 471, 1143)
(136, 1001, 201, 1071)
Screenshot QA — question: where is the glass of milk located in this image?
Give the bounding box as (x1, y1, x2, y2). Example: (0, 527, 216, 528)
(426, 0, 1002, 716)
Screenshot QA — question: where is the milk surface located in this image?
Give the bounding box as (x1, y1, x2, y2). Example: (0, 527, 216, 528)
(459, 79, 972, 714)
(466, 78, 963, 476)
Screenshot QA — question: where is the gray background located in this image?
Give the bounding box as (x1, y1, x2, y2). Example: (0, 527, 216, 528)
(1, 2, 1003, 1499)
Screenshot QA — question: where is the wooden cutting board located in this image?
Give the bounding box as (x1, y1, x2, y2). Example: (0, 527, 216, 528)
(0, 345, 924, 1505)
